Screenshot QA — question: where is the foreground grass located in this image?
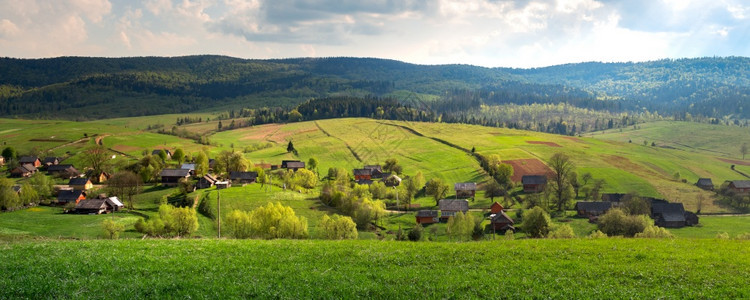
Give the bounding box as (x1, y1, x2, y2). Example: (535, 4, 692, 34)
(0, 239, 748, 298)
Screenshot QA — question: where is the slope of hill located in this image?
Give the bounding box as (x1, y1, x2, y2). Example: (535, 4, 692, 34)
(2, 56, 749, 120)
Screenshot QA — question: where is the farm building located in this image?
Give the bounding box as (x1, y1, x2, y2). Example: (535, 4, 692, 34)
(215, 181, 230, 189)
(438, 199, 469, 221)
(152, 149, 172, 160)
(47, 165, 79, 179)
(695, 178, 714, 190)
(489, 210, 515, 233)
(197, 174, 218, 189)
(651, 202, 691, 228)
(105, 196, 124, 212)
(181, 163, 196, 175)
(601, 193, 627, 202)
(230, 171, 258, 184)
(282, 160, 305, 171)
(454, 182, 477, 198)
(356, 179, 374, 185)
(11, 164, 37, 177)
(364, 165, 384, 178)
(353, 168, 372, 180)
(159, 169, 191, 186)
(521, 175, 547, 193)
(728, 180, 750, 194)
(42, 157, 60, 168)
(90, 171, 111, 184)
(18, 156, 41, 167)
(57, 190, 86, 205)
(574, 201, 613, 217)
(74, 199, 109, 214)
(68, 178, 93, 190)
(490, 202, 504, 214)
(416, 210, 439, 224)
(0, 157, 4, 165)
(383, 174, 402, 187)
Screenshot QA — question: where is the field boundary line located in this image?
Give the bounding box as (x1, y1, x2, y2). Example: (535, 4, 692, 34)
(313, 121, 362, 163)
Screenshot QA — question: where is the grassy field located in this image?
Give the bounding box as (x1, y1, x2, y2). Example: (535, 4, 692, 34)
(1, 239, 748, 298)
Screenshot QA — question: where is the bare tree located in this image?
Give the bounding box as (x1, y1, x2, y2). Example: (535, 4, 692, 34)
(548, 152, 575, 211)
(742, 143, 748, 160)
(108, 171, 142, 210)
(82, 145, 110, 175)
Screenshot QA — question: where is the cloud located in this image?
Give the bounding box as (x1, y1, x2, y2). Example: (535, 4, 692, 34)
(0, 19, 19, 37)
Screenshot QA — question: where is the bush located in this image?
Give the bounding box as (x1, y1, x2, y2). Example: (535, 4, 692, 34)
(635, 225, 674, 238)
(446, 212, 475, 241)
(505, 230, 515, 240)
(735, 232, 750, 240)
(102, 219, 125, 239)
(716, 232, 730, 240)
(226, 203, 309, 239)
(225, 210, 253, 239)
(522, 206, 551, 238)
(134, 217, 166, 237)
(548, 224, 576, 239)
(408, 224, 423, 241)
(197, 194, 216, 219)
(587, 230, 608, 239)
(321, 214, 358, 240)
(597, 208, 650, 237)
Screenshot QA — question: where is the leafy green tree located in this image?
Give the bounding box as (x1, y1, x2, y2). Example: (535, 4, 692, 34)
(548, 152, 575, 211)
(622, 194, 650, 215)
(307, 157, 318, 171)
(294, 168, 318, 189)
(425, 178, 450, 204)
(321, 214, 358, 240)
(598, 208, 650, 237)
(446, 211, 474, 241)
(288, 109, 303, 122)
(102, 219, 125, 239)
(215, 150, 249, 175)
(368, 181, 387, 199)
(83, 145, 111, 175)
(160, 205, 199, 237)
(483, 181, 504, 202)
(353, 198, 386, 229)
(383, 158, 402, 174)
(408, 223, 423, 241)
(194, 151, 209, 177)
(0, 178, 20, 210)
(157, 150, 168, 162)
(249, 202, 309, 239)
(19, 182, 38, 206)
(172, 148, 185, 165)
(495, 163, 514, 186)
(134, 217, 165, 237)
(225, 210, 253, 239)
(522, 206, 552, 238)
(1, 146, 16, 163)
(28, 172, 53, 200)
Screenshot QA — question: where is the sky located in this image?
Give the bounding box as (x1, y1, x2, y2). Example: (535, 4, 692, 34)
(0, 0, 748, 68)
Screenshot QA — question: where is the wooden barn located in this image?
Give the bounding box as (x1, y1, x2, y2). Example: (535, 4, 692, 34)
(695, 178, 714, 191)
(728, 180, 750, 194)
(68, 178, 93, 191)
(197, 174, 218, 189)
(353, 168, 372, 181)
(230, 171, 258, 184)
(521, 175, 547, 193)
(42, 157, 60, 168)
(11, 164, 37, 177)
(281, 160, 305, 171)
(159, 169, 191, 186)
(57, 190, 86, 205)
(490, 210, 515, 233)
(490, 202, 504, 214)
(74, 199, 109, 214)
(651, 202, 688, 228)
(18, 156, 41, 167)
(574, 201, 613, 217)
(363, 165, 384, 178)
(415, 210, 439, 224)
(454, 182, 477, 198)
(438, 199, 469, 221)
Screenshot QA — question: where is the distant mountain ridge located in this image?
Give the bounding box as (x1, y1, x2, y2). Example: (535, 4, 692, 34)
(0, 55, 748, 119)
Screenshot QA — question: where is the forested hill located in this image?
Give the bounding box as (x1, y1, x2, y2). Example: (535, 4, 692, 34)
(0, 55, 748, 120)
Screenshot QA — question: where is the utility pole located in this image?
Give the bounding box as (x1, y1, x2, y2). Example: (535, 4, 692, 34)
(217, 190, 221, 239)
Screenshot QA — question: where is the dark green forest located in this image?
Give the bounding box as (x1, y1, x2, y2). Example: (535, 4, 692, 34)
(1, 55, 748, 128)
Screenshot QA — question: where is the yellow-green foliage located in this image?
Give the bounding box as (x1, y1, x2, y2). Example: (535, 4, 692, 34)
(522, 206, 552, 238)
(447, 212, 475, 241)
(294, 169, 318, 189)
(588, 230, 608, 239)
(548, 224, 576, 239)
(160, 205, 199, 237)
(716, 232, 730, 240)
(134, 217, 166, 237)
(320, 214, 358, 240)
(505, 230, 515, 240)
(736, 232, 750, 240)
(352, 198, 386, 229)
(227, 203, 309, 239)
(598, 208, 650, 237)
(101, 219, 125, 239)
(635, 225, 674, 238)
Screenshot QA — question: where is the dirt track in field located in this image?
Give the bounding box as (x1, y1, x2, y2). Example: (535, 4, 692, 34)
(504, 158, 552, 182)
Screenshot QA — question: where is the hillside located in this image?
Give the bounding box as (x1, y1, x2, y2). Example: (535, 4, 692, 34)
(1, 239, 749, 298)
(1, 56, 749, 120)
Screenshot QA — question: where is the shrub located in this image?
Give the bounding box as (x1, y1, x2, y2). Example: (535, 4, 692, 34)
(102, 219, 125, 239)
(505, 230, 515, 240)
(232, 203, 309, 239)
(588, 230, 608, 239)
(134, 217, 166, 237)
(735, 232, 750, 240)
(408, 224, 423, 241)
(446, 212, 475, 241)
(522, 206, 551, 238)
(598, 208, 650, 237)
(225, 210, 253, 239)
(321, 214, 358, 240)
(716, 232, 730, 240)
(548, 224, 576, 239)
(635, 225, 674, 238)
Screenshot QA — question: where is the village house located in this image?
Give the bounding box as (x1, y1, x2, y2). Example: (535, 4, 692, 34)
(574, 201, 614, 217)
(383, 174, 402, 187)
(152, 149, 172, 160)
(230, 171, 258, 184)
(74, 199, 110, 214)
(69, 178, 93, 191)
(490, 210, 515, 233)
(521, 175, 547, 193)
(0, 156, 4, 165)
(159, 169, 191, 186)
(57, 189, 86, 205)
(11, 164, 37, 177)
(197, 174, 218, 189)
(181, 163, 196, 175)
(601, 193, 627, 202)
(651, 202, 691, 228)
(215, 181, 231, 189)
(490, 202, 504, 214)
(105, 196, 124, 212)
(47, 164, 79, 179)
(415, 210, 439, 224)
(438, 199, 469, 221)
(353, 168, 372, 181)
(18, 156, 41, 167)
(454, 182, 477, 198)
(728, 180, 750, 194)
(363, 165, 384, 178)
(356, 179, 374, 185)
(42, 157, 60, 168)
(90, 171, 111, 184)
(282, 160, 305, 171)
(695, 178, 714, 191)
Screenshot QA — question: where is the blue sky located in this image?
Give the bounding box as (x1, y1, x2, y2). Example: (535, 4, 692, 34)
(0, 0, 748, 67)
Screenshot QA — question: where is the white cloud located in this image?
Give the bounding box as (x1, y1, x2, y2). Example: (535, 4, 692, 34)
(69, 0, 112, 23)
(0, 19, 19, 37)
